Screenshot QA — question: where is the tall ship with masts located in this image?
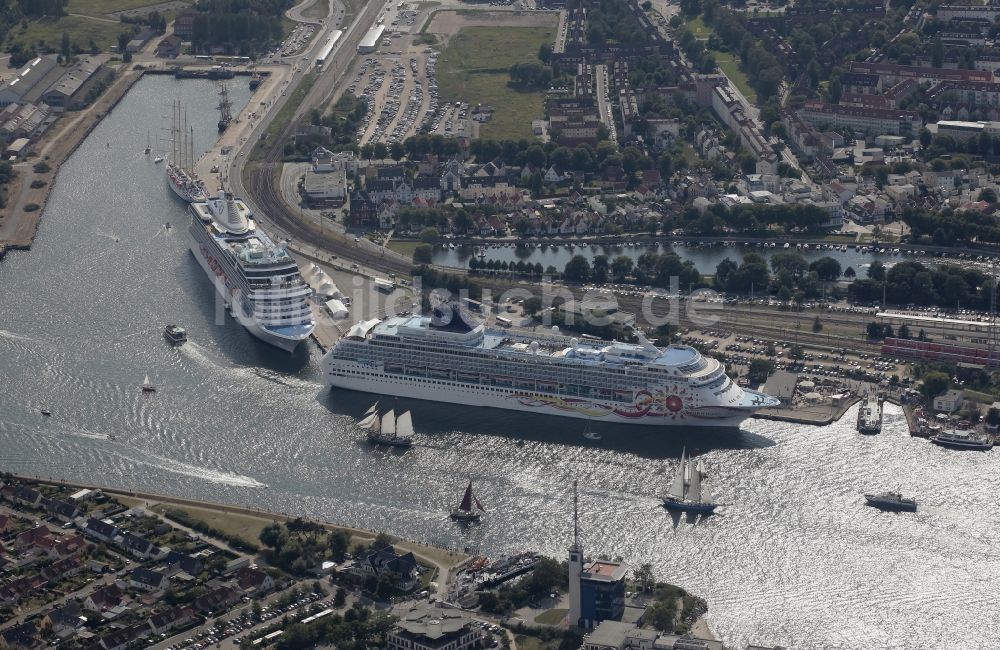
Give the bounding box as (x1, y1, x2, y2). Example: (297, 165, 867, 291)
(166, 100, 207, 204)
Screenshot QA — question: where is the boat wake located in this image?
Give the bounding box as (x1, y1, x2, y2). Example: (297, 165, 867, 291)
(0, 328, 38, 343)
(118, 449, 268, 488)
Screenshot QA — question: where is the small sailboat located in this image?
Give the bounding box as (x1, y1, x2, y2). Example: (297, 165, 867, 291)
(153, 156, 164, 164)
(40, 409, 51, 416)
(144, 131, 152, 155)
(140, 374, 156, 393)
(450, 481, 485, 521)
(662, 448, 716, 514)
(583, 423, 602, 441)
(360, 402, 413, 448)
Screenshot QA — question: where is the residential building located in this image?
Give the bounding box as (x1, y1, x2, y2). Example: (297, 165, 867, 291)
(350, 545, 419, 588)
(44, 499, 80, 523)
(235, 567, 274, 594)
(129, 568, 167, 592)
(937, 4, 1000, 22)
(147, 607, 194, 635)
(85, 584, 125, 613)
(848, 61, 992, 85)
(43, 601, 87, 638)
(796, 102, 921, 136)
(120, 532, 161, 560)
(192, 586, 239, 614)
(387, 604, 481, 650)
(711, 84, 778, 172)
(933, 389, 965, 413)
(81, 517, 119, 543)
(173, 10, 198, 39)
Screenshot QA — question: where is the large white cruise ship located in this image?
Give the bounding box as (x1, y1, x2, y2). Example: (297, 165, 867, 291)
(187, 191, 315, 351)
(322, 305, 778, 427)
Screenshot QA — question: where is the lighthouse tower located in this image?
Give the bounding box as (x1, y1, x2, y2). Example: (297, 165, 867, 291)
(568, 480, 583, 629)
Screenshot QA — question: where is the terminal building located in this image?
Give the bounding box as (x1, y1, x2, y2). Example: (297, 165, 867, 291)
(358, 24, 385, 54)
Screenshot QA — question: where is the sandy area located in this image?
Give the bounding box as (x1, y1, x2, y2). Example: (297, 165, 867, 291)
(426, 9, 558, 34)
(690, 616, 716, 640)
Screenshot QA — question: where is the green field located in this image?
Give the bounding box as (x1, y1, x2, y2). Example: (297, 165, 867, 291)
(9, 14, 124, 52)
(712, 50, 756, 103)
(683, 16, 757, 104)
(67, 0, 161, 16)
(533, 608, 568, 625)
(301, 0, 329, 20)
(436, 25, 554, 141)
(387, 240, 421, 258)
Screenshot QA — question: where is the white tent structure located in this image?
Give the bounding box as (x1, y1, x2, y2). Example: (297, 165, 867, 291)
(325, 299, 349, 319)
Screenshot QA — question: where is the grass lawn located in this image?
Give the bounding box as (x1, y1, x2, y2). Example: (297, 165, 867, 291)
(250, 71, 317, 163)
(9, 15, 124, 52)
(150, 503, 268, 548)
(712, 50, 756, 103)
(302, 0, 329, 20)
(513, 635, 559, 650)
(67, 0, 159, 16)
(533, 608, 568, 625)
(436, 26, 555, 141)
(685, 15, 712, 39)
(387, 240, 421, 258)
(684, 16, 757, 104)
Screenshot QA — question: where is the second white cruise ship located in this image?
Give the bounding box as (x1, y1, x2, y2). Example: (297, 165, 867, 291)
(187, 191, 314, 351)
(322, 304, 778, 427)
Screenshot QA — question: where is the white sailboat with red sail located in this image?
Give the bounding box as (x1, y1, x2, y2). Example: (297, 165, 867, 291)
(450, 481, 485, 521)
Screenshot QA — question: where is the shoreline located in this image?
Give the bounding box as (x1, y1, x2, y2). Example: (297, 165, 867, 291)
(4, 472, 718, 640)
(0, 68, 144, 259)
(2, 471, 468, 576)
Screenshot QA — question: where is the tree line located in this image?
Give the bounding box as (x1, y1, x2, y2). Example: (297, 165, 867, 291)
(190, 0, 292, 56)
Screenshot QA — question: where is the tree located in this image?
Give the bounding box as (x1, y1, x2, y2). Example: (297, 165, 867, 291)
(333, 587, 347, 608)
(413, 244, 433, 264)
(919, 128, 932, 149)
(920, 371, 950, 400)
(538, 42, 552, 63)
(419, 228, 440, 245)
(844, 266, 856, 279)
(867, 260, 886, 281)
(117, 32, 132, 62)
(812, 316, 822, 333)
(523, 296, 542, 316)
(978, 187, 998, 203)
(612, 256, 633, 282)
(809, 256, 842, 281)
(564, 255, 591, 283)
(329, 529, 350, 558)
(61, 31, 71, 61)
(749, 359, 775, 380)
(828, 77, 842, 104)
(592, 255, 609, 283)
(259, 522, 286, 550)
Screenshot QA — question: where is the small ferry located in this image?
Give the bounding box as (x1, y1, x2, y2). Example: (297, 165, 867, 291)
(865, 491, 917, 512)
(857, 393, 882, 434)
(930, 430, 994, 451)
(163, 324, 188, 346)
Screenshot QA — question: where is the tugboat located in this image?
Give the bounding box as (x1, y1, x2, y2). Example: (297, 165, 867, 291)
(865, 491, 917, 512)
(450, 481, 485, 521)
(662, 448, 717, 514)
(857, 392, 882, 434)
(163, 324, 188, 346)
(930, 430, 994, 451)
(358, 403, 414, 448)
(140, 375, 156, 393)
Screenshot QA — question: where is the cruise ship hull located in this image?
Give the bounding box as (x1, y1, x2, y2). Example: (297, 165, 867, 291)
(326, 370, 758, 428)
(187, 232, 309, 352)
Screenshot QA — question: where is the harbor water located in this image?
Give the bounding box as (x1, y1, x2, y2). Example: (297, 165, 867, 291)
(1, 76, 999, 649)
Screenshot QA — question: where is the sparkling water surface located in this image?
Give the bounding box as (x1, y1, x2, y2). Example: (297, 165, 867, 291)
(1, 76, 998, 649)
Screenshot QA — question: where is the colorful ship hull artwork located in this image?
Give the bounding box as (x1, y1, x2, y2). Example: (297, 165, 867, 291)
(324, 303, 778, 429)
